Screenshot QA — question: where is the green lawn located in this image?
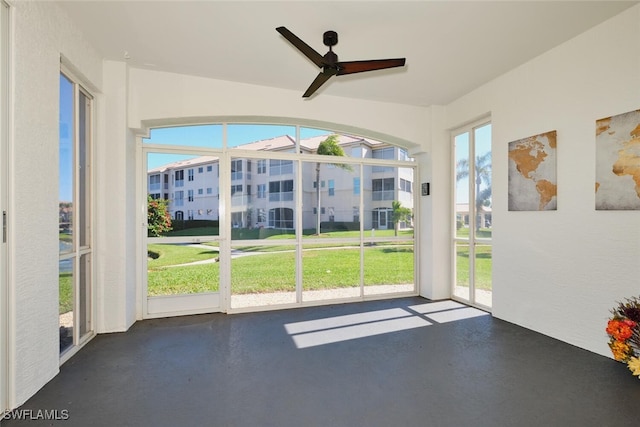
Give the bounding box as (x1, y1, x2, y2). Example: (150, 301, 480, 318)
(148, 244, 218, 268)
(147, 244, 414, 296)
(59, 272, 73, 315)
(455, 243, 492, 290)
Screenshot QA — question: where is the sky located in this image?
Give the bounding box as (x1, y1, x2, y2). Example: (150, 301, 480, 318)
(59, 74, 74, 202)
(144, 124, 331, 170)
(455, 123, 492, 205)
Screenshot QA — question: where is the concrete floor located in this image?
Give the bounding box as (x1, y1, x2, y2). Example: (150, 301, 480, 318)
(4, 297, 640, 426)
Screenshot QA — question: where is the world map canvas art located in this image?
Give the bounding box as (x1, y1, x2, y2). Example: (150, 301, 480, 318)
(508, 130, 557, 211)
(596, 109, 640, 210)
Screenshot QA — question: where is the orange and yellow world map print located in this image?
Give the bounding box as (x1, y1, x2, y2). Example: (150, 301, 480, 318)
(508, 130, 557, 211)
(596, 109, 640, 210)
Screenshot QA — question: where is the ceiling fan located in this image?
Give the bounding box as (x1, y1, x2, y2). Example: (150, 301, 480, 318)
(276, 26, 406, 98)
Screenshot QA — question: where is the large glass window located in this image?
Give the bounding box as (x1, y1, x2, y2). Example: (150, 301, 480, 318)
(143, 125, 416, 314)
(59, 70, 93, 355)
(453, 121, 492, 308)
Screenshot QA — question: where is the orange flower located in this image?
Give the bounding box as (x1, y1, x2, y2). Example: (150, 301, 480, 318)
(606, 319, 635, 341)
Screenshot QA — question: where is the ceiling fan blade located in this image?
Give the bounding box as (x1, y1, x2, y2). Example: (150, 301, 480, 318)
(337, 58, 406, 75)
(276, 26, 325, 68)
(303, 71, 334, 98)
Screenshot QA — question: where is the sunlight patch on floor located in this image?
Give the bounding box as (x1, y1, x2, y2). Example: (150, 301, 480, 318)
(285, 301, 489, 349)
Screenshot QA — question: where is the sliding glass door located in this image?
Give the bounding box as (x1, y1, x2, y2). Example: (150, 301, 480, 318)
(453, 121, 492, 308)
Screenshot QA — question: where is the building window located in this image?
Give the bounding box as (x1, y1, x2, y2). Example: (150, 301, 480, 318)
(353, 207, 359, 222)
(188, 189, 194, 202)
(149, 174, 161, 191)
(231, 159, 243, 181)
(257, 208, 266, 223)
(269, 179, 293, 201)
(372, 147, 394, 173)
(207, 165, 213, 172)
(198, 167, 203, 173)
(269, 159, 293, 176)
(353, 177, 360, 195)
(206, 187, 212, 194)
(269, 207, 294, 229)
(174, 191, 184, 206)
(175, 170, 184, 187)
(231, 184, 243, 195)
(257, 159, 266, 174)
(175, 211, 184, 220)
(257, 184, 266, 199)
(187, 210, 194, 220)
(188, 168, 194, 181)
(150, 193, 161, 200)
(400, 178, 412, 193)
(372, 178, 395, 201)
(198, 188, 203, 195)
(328, 207, 335, 222)
(328, 179, 335, 196)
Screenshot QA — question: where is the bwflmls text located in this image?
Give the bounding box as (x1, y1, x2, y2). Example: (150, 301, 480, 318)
(2, 409, 69, 421)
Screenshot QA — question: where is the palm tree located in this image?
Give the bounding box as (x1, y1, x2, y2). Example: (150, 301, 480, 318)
(391, 200, 412, 237)
(456, 151, 491, 230)
(315, 135, 350, 235)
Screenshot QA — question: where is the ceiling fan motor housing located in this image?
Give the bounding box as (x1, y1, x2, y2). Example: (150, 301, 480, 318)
(323, 30, 338, 47)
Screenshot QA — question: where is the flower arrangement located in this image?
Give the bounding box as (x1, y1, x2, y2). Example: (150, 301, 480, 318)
(606, 296, 640, 378)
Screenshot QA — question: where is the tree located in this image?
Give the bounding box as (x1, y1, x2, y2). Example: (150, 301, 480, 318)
(391, 200, 412, 237)
(147, 195, 172, 237)
(315, 135, 351, 235)
(456, 151, 491, 231)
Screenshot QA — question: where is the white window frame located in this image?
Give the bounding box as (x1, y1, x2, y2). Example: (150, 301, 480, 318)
(140, 123, 418, 317)
(59, 63, 96, 364)
(451, 117, 492, 310)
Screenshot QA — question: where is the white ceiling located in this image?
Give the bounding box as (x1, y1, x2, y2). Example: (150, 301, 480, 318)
(58, 0, 638, 106)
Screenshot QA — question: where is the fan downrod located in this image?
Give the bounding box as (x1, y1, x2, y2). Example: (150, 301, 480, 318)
(323, 30, 338, 47)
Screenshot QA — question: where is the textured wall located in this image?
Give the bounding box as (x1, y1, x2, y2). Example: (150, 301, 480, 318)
(444, 4, 640, 357)
(11, 0, 102, 406)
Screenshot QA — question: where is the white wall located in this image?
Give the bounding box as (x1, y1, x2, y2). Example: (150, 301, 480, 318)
(11, 0, 102, 407)
(444, 4, 640, 356)
(127, 67, 428, 152)
(96, 61, 138, 333)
